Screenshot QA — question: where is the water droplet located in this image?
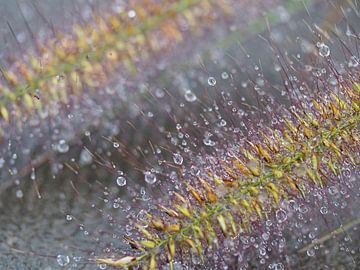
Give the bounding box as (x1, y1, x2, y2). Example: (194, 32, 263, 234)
(256, 78, 265, 87)
(57, 140, 69, 153)
(15, 190, 23, 198)
(320, 206, 328, 214)
(207, 76, 217, 86)
(328, 185, 338, 195)
(306, 248, 315, 257)
(113, 142, 119, 148)
(274, 64, 281, 72)
(262, 232, 269, 241)
(155, 88, 165, 98)
(113, 202, 120, 208)
(57, 255, 70, 266)
(30, 168, 36, 180)
(144, 171, 157, 184)
(218, 119, 227, 127)
(298, 204, 308, 213)
(346, 25, 353, 36)
(318, 43, 330, 57)
(116, 176, 127, 186)
(73, 256, 81, 262)
(79, 149, 92, 165)
(203, 138, 215, 146)
(275, 209, 287, 223)
(128, 10, 136, 18)
(274, 263, 284, 270)
(221, 72, 229, 80)
(66, 214, 73, 221)
(173, 153, 183, 165)
(348, 56, 359, 68)
(184, 89, 197, 102)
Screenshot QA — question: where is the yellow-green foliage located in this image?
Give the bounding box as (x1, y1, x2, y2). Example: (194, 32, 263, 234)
(96, 83, 360, 269)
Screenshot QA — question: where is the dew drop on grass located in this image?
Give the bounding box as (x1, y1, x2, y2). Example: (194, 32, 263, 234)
(113, 142, 119, 148)
(66, 214, 73, 221)
(218, 119, 227, 127)
(113, 202, 120, 208)
(348, 56, 359, 67)
(30, 168, 36, 180)
(346, 25, 353, 36)
(144, 171, 157, 184)
(15, 190, 23, 198)
(57, 140, 69, 153)
(203, 138, 215, 146)
(320, 206, 328, 214)
(328, 185, 338, 195)
(73, 256, 81, 262)
(116, 176, 127, 186)
(184, 89, 197, 102)
(256, 77, 265, 87)
(79, 149, 92, 165)
(274, 64, 281, 72)
(173, 153, 183, 165)
(306, 248, 315, 257)
(342, 168, 351, 178)
(275, 209, 287, 223)
(273, 263, 285, 270)
(155, 88, 165, 98)
(318, 43, 330, 57)
(203, 132, 215, 146)
(207, 76, 217, 86)
(57, 254, 70, 266)
(262, 232, 269, 241)
(221, 71, 229, 80)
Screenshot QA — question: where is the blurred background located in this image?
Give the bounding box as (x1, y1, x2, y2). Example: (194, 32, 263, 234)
(0, 0, 359, 269)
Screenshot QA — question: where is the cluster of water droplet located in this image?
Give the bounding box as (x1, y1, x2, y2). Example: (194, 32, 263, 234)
(1, 1, 359, 270)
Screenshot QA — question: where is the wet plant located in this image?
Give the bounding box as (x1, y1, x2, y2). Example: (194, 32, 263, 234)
(0, 0, 360, 269)
(94, 51, 360, 269)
